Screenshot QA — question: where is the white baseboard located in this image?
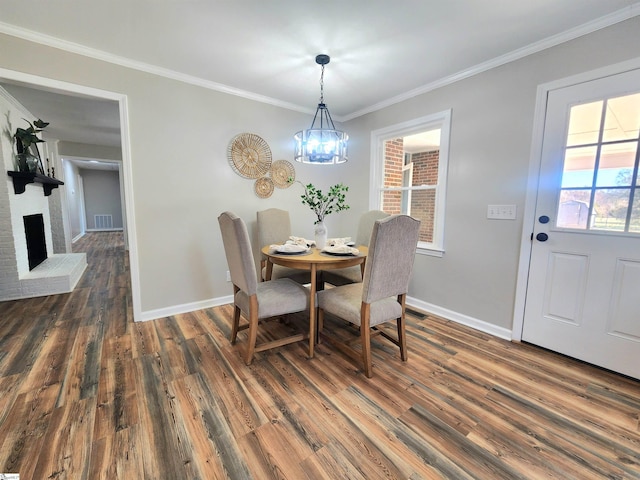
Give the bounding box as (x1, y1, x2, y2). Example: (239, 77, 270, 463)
(71, 232, 85, 243)
(140, 293, 513, 341)
(139, 295, 234, 322)
(406, 296, 512, 340)
(86, 228, 124, 232)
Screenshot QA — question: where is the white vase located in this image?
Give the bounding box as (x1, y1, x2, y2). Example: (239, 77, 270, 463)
(314, 220, 327, 249)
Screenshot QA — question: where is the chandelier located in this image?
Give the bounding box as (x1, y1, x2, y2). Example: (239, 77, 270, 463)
(294, 54, 348, 164)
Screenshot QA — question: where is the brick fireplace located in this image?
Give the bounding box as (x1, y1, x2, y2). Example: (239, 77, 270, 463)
(1, 86, 87, 301)
(0, 174, 87, 301)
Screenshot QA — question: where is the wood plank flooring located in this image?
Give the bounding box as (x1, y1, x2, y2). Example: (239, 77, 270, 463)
(0, 231, 639, 479)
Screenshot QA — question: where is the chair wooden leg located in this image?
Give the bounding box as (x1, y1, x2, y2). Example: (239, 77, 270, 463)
(231, 286, 241, 344)
(259, 259, 266, 282)
(398, 294, 408, 361)
(318, 307, 324, 334)
(361, 303, 373, 378)
(244, 295, 259, 365)
(397, 316, 408, 361)
(231, 306, 241, 344)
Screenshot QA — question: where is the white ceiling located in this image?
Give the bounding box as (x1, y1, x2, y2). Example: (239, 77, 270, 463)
(1, 0, 639, 151)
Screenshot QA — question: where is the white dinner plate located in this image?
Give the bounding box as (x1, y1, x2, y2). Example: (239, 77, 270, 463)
(322, 245, 359, 256)
(275, 244, 309, 254)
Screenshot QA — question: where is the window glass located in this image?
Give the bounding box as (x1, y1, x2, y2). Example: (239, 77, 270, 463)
(566, 101, 602, 146)
(631, 195, 640, 233)
(561, 146, 596, 188)
(602, 93, 640, 143)
(595, 142, 636, 187)
(557, 93, 640, 234)
(557, 189, 591, 229)
(372, 111, 451, 254)
(592, 188, 630, 232)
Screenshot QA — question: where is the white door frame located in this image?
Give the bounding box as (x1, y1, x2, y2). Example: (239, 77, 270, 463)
(0, 67, 142, 323)
(78, 175, 87, 235)
(512, 56, 640, 341)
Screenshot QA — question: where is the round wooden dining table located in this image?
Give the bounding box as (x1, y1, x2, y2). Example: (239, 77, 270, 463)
(261, 245, 368, 358)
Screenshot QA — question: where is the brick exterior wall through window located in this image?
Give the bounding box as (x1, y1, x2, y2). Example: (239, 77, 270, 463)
(382, 139, 440, 243)
(382, 138, 404, 214)
(410, 150, 439, 243)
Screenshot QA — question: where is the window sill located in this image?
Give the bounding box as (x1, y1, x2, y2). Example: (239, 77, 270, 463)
(416, 246, 444, 258)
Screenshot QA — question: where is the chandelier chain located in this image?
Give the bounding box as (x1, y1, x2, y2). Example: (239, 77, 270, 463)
(319, 64, 325, 104)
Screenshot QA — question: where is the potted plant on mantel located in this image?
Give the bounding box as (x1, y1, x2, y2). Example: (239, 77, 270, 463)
(13, 118, 49, 174)
(289, 178, 350, 249)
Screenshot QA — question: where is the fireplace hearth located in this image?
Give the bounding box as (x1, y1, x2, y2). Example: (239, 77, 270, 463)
(24, 213, 48, 270)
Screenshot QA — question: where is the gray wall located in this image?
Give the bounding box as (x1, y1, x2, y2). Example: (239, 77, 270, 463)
(1, 17, 639, 329)
(81, 169, 122, 229)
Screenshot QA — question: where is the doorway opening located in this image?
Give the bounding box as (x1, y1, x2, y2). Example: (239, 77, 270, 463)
(0, 67, 140, 321)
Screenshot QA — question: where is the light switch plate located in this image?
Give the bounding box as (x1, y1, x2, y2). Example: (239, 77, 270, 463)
(487, 205, 517, 220)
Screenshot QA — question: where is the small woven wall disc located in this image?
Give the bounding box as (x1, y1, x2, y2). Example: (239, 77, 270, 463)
(271, 160, 295, 188)
(254, 177, 274, 198)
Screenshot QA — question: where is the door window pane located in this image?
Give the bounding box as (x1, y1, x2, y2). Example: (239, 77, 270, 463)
(562, 146, 596, 188)
(592, 188, 630, 232)
(558, 190, 591, 229)
(595, 142, 637, 187)
(631, 195, 640, 233)
(566, 101, 602, 146)
(602, 93, 640, 142)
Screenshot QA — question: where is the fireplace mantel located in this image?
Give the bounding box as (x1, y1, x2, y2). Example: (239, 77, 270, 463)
(7, 171, 64, 196)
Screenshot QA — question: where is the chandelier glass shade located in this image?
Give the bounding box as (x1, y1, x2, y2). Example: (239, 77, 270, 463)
(294, 55, 348, 164)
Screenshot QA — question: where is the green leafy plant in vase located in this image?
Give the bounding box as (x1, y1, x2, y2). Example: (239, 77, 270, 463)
(289, 178, 350, 249)
(13, 118, 49, 173)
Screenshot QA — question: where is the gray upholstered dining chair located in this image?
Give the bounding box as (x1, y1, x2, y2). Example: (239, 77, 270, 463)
(317, 214, 420, 377)
(323, 210, 390, 286)
(257, 208, 311, 284)
(218, 211, 310, 365)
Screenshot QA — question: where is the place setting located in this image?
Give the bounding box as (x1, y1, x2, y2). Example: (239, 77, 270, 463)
(321, 237, 360, 256)
(268, 236, 314, 255)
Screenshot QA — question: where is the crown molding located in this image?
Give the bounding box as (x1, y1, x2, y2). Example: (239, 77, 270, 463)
(0, 21, 312, 116)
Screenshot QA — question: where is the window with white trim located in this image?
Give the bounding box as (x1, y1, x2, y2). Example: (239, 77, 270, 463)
(370, 110, 451, 255)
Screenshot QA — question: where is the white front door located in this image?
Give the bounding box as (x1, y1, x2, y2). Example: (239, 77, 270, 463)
(522, 68, 640, 380)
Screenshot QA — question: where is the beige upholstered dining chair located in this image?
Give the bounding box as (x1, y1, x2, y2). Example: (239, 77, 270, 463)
(317, 215, 421, 377)
(218, 211, 310, 365)
(257, 208, 311, 284)
(323, 210, 389, 286)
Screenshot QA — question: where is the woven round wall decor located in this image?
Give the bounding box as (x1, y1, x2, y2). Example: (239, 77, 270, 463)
(271, 160, 295, 188)
(227, 133, 272, 179)
(254, 177, 274, 198)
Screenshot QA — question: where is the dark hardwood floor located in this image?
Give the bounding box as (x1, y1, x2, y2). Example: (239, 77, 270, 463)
(0, 231, 638, 479)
